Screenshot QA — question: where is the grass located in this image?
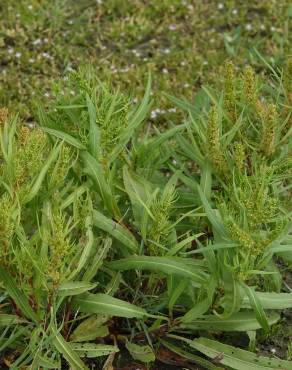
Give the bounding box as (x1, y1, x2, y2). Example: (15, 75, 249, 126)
(0, 1, 292, 369)
(0, 0, 291, 118)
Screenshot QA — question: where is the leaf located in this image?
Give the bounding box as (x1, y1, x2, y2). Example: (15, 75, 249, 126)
(0, 314, 27, 326)
(180, 312, 279, 332)
(242, 284, 270, 333)
(82, 237, 111, 282)
(82, 152, 119, 217)
(57, 282, 97, 297)
(0, 267, 39, 323)
(186, 337, 292, 370)
(69, 215, 95, 280)
(86, 93, 100, 158)
(126, 341, 155, 363)
(200, 162, 212, 200)
(160, 339, 224, 370)
(218, 265, 244, 318)
(42, 127, 86, 150)
(73, 293, 148, 319)
(51, 325, 88, 370)
(108, 256, 207, 284)
(110, 74, 152, 162)
(197, 185, 228, 238)
(181, 297, 212, 323)
(92, 210, 138, 253)
(70, 315, 109, 342)
(123, 166, 153, 224)
(168, 278, 188, 316)
(241, 292, 292, 309)
(70, 343, 119, 358)
(24, 142, 62, 204)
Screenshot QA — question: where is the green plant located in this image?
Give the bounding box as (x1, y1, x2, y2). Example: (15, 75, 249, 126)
(0, 64, 291, 369)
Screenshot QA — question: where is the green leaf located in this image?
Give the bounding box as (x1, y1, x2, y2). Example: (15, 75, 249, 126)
(181, 297, 212, 323)
(70, 315, 109, 342)
(82, 152, 119, 217)
(42, 127, 86, 150)
(92, 210, 138, 253)
(126, 340, 155, 363)
(180, 312, 279, 332)
(200, 162, 212, 200)
(0, 267, 39, 323)
(57, 282, 97, 297)
(69, 215, 95, 279)
(86, 93, 100, 158)
(0, 314, 27, 326)
(241, 292, 292, 309)
(82, 237, 111, 282)
(73, 293, 148, 319)
(197, 185, 228, 238)
(108, 256, 207, 284)
(51, 325, 88, 370)
(70, 343, 119, 358)
(123, 166, 154, 224)
(161, 339, 223, 370)
(24, 142, 62, 204)
(186, 337, 292, 370)
(242, 284, 270, 333)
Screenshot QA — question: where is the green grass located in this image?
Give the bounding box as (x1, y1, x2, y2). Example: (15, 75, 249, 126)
(0, 0, 291, 118)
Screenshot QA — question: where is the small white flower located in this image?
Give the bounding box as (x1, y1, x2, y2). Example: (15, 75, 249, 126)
(183, 83, 190, 88)
(271, 348, 276, 354)
(143, 57, 148, 62)
(270, 26, 276, 32)
(164, 48, 171, 54)
(187, 4, 193, 11)
(8, 48, 14, 54)
(100, 45, 106, 50)
(33, 38, 42, 45)
(260, 24, 266, 30)
(162, 68, 168, 74)
(172, 159, 177, 165)
(133, 97, 138, 104)
(15, 52, 22, 58)
(28, 58, 35, 63)
(203, 60, 208, 65)
(96, 0, 103, 3)
(245, 24, 252, 31)
(218, 3, 224, 10)
(180, 61, 187, 66)
(42, 52, 51, 59)
(67, 19, 74, 25)
(168, 107, 177, 113)
(43, 38, 49, 43)
(44, 92, 50, 97)
(168, 24, 177, 31)
(27, 4, 33, 10)
(151, 110, 157, 119)
(232, 8, 238, 15)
